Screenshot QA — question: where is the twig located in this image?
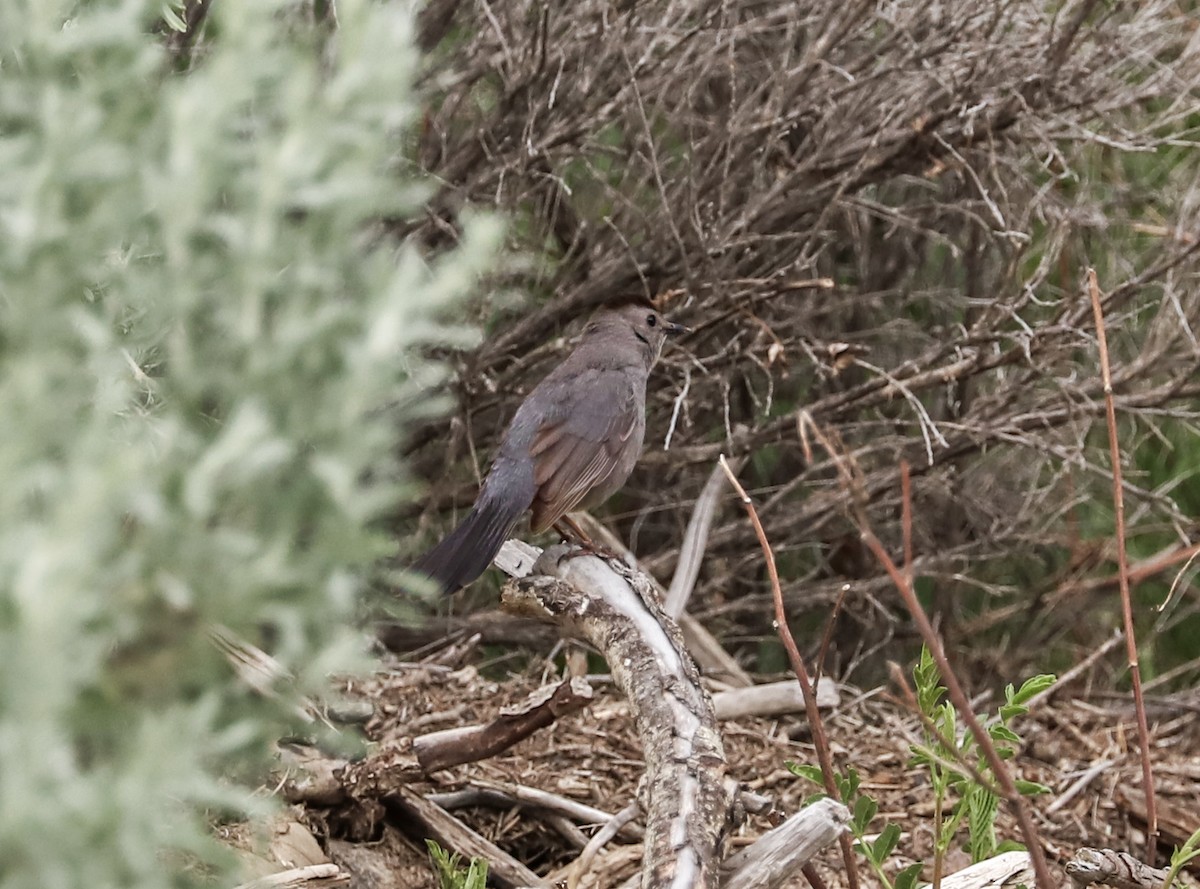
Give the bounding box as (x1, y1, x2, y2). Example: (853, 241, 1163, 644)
(718, 454, 862, 889)
(813, 582, 850, 688)
(568, 801, 640, 889)
(1025, 629, 1124, 711)
(666, 458, 742, 617)
(1045, 759, 1122, 815)
(1088, 267, 1158, 860)
(412, 676, 593, 772)
(233, 863, 346, 889)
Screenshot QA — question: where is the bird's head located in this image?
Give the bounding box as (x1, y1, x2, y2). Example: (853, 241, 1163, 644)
(590, 302, 688, 364)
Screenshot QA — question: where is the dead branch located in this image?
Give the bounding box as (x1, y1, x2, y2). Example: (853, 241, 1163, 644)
(386, 787, 548, 889)
(549, 514, 754, 687)
(428, 780, 645, 841)
(721, 798, 851, 889)
(934, 851, 1036, 889)
(1067, 847, 1200, 889)
(499, 541, 732, 889)
(665, 458, 744, 618)
(711, 678, 840, 721)
(412, 676, 593, 772)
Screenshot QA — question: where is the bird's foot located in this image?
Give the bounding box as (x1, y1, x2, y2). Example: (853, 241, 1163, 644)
(559, 541, 624, 563)
(552, 515, 594, 547)
(552, 515, 625, 563)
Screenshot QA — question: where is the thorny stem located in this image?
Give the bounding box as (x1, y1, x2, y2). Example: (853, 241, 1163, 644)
(718, 455, 862, 889)
(1087, 267, 1158, 861)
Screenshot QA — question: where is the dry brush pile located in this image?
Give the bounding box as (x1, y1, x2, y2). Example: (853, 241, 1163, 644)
(224, 3, 1200, 886)
(402, 0, 1200, 682)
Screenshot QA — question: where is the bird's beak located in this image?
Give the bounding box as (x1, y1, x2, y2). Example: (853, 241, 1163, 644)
(663, 319, 689, 336)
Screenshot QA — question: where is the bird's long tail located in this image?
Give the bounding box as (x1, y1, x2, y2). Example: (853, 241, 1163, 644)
(412, 489, 524, 595)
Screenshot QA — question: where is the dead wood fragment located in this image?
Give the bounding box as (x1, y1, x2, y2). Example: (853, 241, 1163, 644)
(929, 851, 1034, 889)
(283, 677, 590, 814)
(720, 797, 850, 889)
(712, 678, 840, 721)
(569, 801, 641, 889)
(1067, 847, 1199, 889)
(233, 864, 347, 889)
(413, 677, 593, 772)
(665, 458, 743, 618)
(428, 781, 645, 840)
(499, 541, 733, 889)
(386, 787, 549, 889)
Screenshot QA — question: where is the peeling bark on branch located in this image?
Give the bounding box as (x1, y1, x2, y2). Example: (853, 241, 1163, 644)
(499, 542, 733, 889)
(1067, 847, 1200, 889)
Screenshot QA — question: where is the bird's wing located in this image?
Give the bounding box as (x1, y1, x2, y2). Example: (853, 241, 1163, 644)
(527, 385, 640, 532)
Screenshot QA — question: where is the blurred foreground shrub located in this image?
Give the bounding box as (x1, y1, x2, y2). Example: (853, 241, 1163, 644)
(0, 1, 499, 885)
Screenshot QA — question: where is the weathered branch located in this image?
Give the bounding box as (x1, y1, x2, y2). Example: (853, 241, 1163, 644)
(412, 677, 592, 772)
(721, 798, 850, 889)
(499, 541, 733, 889)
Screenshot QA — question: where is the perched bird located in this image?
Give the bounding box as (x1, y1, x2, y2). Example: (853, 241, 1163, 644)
(413, 302, 686, 594)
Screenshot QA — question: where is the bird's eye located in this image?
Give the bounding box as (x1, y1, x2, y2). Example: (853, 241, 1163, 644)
(646, 314, 657, 327)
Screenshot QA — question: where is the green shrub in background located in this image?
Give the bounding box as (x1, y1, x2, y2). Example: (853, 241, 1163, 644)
(0, 1, 500, 886)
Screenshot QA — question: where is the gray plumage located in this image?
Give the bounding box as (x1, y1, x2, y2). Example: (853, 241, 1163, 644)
(414, 303, 685, 594)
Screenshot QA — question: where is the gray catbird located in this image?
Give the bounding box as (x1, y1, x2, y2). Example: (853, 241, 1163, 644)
(413, 303, 686, 594)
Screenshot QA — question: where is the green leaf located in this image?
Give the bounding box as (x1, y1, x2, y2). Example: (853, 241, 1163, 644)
(1011, 674, 1056, 705)
(787, 762, 825, 785)
(848, 766, 862, 796)
(895, 861, 926, 889)
(852, 794, 878, 833)
(464, 858, 489, 889)
(1015, 780, 1052, 796)
(161, 2, 187, 32)
(998, 704, 1027, 722)
(988, 724, 1021, 744)
(873, 823, 901, 861)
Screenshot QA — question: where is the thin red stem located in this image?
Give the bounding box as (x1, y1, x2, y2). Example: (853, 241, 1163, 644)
(719, 456, 861, 889)
(1087, 267, 1157, 860)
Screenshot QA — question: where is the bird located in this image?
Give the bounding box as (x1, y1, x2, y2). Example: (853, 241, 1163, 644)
(412, 302, 687, 594)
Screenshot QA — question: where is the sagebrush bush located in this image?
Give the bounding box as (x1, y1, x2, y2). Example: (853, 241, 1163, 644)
(0, 1, 499, 886)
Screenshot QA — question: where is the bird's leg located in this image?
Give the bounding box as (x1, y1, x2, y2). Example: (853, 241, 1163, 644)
(552, 515, 623, 563)
(553, 514, 594, 547)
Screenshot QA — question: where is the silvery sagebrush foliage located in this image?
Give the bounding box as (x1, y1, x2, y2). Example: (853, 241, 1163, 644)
(0, 0, 500, 885)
